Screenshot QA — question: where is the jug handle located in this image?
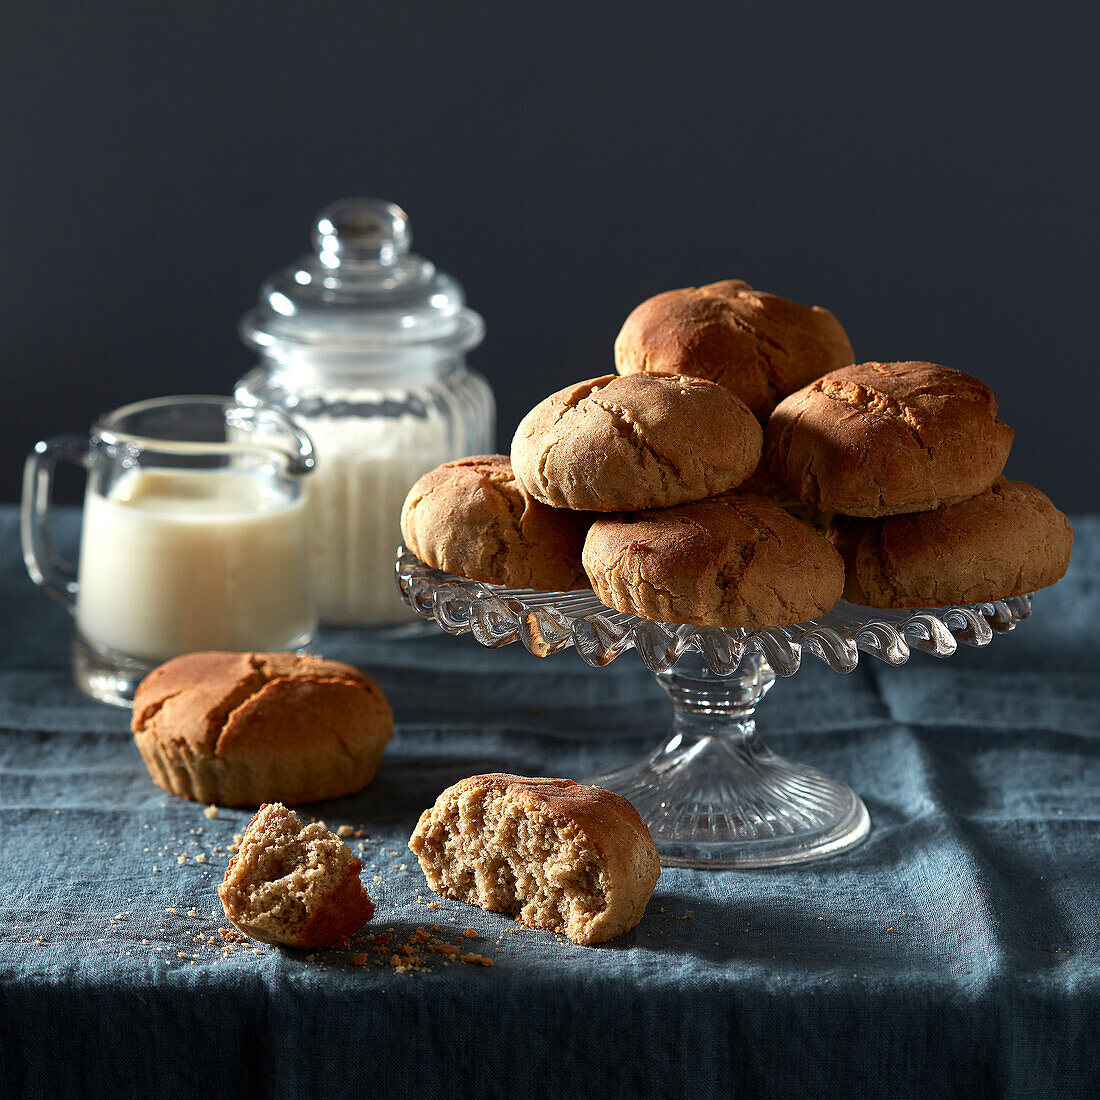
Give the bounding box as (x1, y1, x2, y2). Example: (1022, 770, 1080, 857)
(21, 436, 88, 612)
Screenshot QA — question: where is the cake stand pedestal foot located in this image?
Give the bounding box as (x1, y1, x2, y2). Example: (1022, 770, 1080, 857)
(588, 652, 870, 868)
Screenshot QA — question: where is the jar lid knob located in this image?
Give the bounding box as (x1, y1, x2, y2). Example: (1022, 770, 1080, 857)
(240, 197, 484, 354)
(312, 198, 411, 267)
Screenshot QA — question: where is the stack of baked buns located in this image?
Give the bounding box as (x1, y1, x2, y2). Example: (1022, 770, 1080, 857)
(765, 361, 1072, 607)
(401, 279, 1072, 625)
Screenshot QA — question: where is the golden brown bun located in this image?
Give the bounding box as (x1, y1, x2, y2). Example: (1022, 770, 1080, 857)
(409, 773, 660, 946)
(582, 495, 844, 627)
(827, 478, 1073, 608)
(614, 279, 853, 419)
(132, 652, 393, 806)
(765, 361, 1014, 517)
(510, 374, 762, 512)
(400, 455, 589, 590)
(219, 803, 375, 949)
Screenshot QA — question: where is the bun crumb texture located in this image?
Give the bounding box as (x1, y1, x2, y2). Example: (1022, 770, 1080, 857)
(218, 802, 374, 949)
(409, 774, 660, 946)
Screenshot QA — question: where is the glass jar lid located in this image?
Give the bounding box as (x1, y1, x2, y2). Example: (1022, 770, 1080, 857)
(239, 198, 485, 357)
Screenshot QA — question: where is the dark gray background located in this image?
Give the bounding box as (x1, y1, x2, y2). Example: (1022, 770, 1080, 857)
(3, 3, 1097, 508)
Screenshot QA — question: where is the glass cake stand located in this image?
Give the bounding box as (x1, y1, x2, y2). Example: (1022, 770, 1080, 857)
(395, 547, 1033, 869)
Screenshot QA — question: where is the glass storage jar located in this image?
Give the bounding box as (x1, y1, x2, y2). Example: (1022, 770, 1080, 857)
(236, 198, 495, 629)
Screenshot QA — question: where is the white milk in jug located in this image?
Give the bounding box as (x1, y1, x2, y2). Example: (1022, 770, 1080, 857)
(75, 468, 315, 661)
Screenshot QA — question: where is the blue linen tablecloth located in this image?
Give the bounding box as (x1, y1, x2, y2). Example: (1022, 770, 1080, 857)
(0, 506, 1097, 1099)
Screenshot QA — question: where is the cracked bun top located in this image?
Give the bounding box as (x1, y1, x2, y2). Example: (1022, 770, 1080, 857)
(400, 455, 590, 589)
(614, 279, 854, 420)
(132, 652, 393, 805)
(827, 478, 1073, 608)
(765, 362, 1014, 517)
(582, 495, 844, 627)
(510, 373, 762, 512)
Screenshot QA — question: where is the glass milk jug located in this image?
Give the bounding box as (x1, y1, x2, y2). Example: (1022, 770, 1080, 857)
(236, 198, 495, 629)
(22, 396, 317, 706)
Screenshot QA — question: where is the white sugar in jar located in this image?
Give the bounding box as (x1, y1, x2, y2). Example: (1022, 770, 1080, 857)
(236, 199, 494, 628)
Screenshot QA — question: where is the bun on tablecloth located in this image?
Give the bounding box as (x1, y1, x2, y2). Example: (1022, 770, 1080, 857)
(614, 279, 854, 419)
(827, 478, 1073, 607)
(409, 773, 660, 946)
(765, 361, 1014, 517)
(218, 802, 374, 948)
(400, 454, 589, 590)
(132, 652, 392, 806)
(510, 373, 761, 512)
